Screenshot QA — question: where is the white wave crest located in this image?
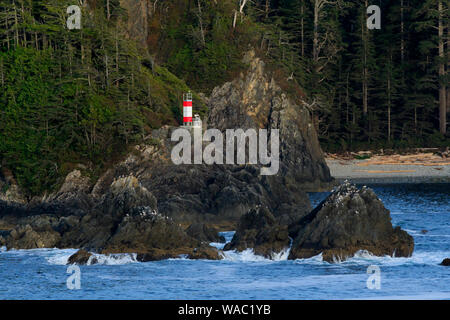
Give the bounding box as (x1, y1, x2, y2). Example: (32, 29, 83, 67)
(42, 249, 77, 265)
(220, 247, 291, 262)
(45, 250, 138, 266)
(87, 253, 138, 265)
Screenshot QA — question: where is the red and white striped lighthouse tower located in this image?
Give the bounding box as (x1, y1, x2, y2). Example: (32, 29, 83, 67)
(183, 91, 193, 126)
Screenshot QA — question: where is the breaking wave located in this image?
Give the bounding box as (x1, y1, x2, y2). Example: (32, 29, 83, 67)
(43, 250, 138, 266)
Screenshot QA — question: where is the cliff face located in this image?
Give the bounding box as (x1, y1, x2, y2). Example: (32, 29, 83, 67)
(207, 51, 332, 191)
(119, 0, 152, 47)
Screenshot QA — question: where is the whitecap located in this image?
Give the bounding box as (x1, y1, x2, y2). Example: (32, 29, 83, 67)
(44, 249, 138, 266)
(87, 253, 138, 265)
(220, 249, 272, 262)
(46, 249, 78, 265)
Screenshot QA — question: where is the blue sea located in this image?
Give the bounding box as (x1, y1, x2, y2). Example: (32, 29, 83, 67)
(1, 184, 449, 300)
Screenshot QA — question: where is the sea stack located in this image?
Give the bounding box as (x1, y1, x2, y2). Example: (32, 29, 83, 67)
(288, 182, 414, 262)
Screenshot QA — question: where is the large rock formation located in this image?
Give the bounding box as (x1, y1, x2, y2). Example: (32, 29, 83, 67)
(288, 182, 414, 262)
(223, 206, 290, 258)
(0, 51, 333, 258)
(207, 50, 332, 192)
(68, 249, 95, 265)
(3, 176, 220, 261)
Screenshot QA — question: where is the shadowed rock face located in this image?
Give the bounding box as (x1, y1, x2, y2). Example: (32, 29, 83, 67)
(207, 50, 333, 192)
(3, 176, 221, 262)
(288, 182, 414, 262)
(223, 206, 290, 258)
(186, 223, 225, 243)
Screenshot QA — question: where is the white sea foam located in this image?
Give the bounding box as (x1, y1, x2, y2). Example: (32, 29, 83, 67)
(270, 246, 291, 261)
(220, 249, 271, 262)
(46, 249, 78, 265)
(44, 249, 138, 266)
(87, 253, 138, 265)
(219, 247, 291, 262)
(289, 249, 449, 268)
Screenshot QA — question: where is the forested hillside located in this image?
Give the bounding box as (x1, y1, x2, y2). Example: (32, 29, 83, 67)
(0, 0, 449, 196)
(144, 0, 449, 151)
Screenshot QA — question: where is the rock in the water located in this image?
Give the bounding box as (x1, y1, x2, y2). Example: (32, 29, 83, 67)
(288, 182, 414, 262)
(440, 258, 450, 266)
(186, 223, 225, 243)
(223, 206, 290, 258)
(207, 50, 333, 192)
(68, 249, 96, 265)
(103, 208, 198, 255)
(187, 246, 221, 260)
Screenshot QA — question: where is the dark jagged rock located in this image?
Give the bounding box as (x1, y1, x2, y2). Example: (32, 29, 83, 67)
(207, 50, 333, 193)
(58, 176, 157, 250)
(288, 182, 414, 262)
(223, 206, 290, 258)
(188, 246, 221, 260)
(135, 245, 220, 262)
(440, 258, 450, 266)
(68, 249, 96, 265)
(186, 223, 225, 243)
(5, 224, 61, 250)
(102, 208, 197, 255)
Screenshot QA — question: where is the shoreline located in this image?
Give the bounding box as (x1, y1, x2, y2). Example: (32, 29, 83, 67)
(326, 153, 450, 184)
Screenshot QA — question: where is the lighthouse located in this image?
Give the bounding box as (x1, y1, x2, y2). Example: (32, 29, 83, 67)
(183, 91, 193, 126)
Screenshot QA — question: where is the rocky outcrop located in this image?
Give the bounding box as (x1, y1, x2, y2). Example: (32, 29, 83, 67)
(6, 224, 61, 249)
(223, 206, 290, 258)
(207, 50, 333, 192)
(68, 249, 96, 265)
(38, 169, 93, 217)
(186, 223, 225, 243)
(0, 168, 26, 204)
(441, 258, 450, 266)
(0, 51, 333, 260)
(2, 175, 221, 261)
(288, 182, 414, 262)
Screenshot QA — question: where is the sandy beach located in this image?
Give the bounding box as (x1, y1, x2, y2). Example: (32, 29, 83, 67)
(326, 152, 450, 184)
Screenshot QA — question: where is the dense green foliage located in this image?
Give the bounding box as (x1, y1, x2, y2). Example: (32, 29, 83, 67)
(148, 0, 449, 151)
(0, 0, 448, 195)
(0, 0, 204, 195)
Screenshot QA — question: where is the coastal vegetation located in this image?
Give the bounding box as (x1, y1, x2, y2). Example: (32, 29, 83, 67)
(0, 0, 449, 195)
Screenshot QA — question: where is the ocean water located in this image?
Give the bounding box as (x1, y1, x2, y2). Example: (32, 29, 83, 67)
(0, 184, 449, 300)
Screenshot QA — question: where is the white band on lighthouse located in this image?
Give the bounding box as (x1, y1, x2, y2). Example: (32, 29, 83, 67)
(183, 99, 192, 123)
(183, 92, 193, 124)
(183, 106, 192, 119)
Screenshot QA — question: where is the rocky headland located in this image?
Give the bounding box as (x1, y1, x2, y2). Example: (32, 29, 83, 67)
(0, 52, 413, 264)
